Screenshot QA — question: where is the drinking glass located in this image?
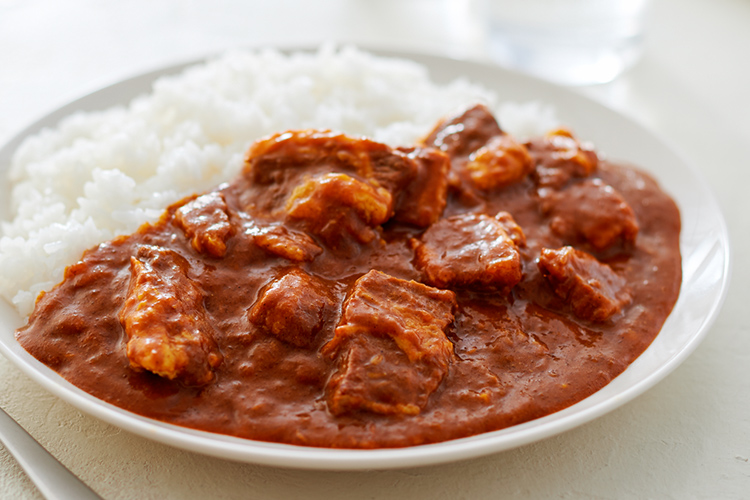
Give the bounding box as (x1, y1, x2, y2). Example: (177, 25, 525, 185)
(487, 0, 652, 85)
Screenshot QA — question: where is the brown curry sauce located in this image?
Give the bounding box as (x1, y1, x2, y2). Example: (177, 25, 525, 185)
(16, 104, 681, 448)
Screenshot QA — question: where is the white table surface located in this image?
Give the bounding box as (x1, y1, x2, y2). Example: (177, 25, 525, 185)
(1, 0, 748, 498)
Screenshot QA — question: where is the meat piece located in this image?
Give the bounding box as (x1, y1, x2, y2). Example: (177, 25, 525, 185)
(528, 128, 598, 189)
(245, 130, 393, 185)
(118, 245, 222, 385)
(413, 213, 523, 291)
(242, 130, 403, 219)
(495, 211, 527, 247)
(285, 172, 393, 250)
(361, 146, 418, 194)
(323, 270, 456, 416)
(347, 144, 450, 227)
(249, 268, 335, 348)
(537, 246, 631, 322)
(327, 336, 437, 417)
(390, 147, 450, 227)
(422, 104, 510, 205)
(423, 103, 503, 158)
(464, 134, 534, 190)
(542, 178, 639, 252)
(245, 129, 449, 226)
(174, 192, 234, 258)
(248, 223, 322, 262)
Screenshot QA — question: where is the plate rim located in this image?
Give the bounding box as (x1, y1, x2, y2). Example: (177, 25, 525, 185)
(0, 46, 732, 470)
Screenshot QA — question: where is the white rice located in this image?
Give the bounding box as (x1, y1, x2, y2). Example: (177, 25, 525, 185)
(0, 45, 558, 317)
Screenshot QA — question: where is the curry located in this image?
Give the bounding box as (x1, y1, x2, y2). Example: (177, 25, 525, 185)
(16, 104, 681, 448)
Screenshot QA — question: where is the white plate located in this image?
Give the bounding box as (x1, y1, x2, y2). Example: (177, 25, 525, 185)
(0, 49, 731, 470)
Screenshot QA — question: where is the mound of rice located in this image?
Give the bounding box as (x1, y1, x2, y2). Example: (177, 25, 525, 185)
(0, 45, 558, 316)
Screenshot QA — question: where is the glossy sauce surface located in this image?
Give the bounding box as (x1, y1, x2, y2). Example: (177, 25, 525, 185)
(16, 105, 681, 448)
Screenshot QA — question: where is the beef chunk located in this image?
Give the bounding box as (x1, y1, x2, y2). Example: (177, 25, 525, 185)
(495, 211, 527, 247)
(242, 130, 379, 216)
(243, 129, 449, 228)
(537, 246, 631, 322)
(464, 134, 533, 190)
(244, 130, 389, 185)
(528, 128, 598, 189)
(362, 146, 418, 194)
(423, 104, 516, 205)
(285, 173, 393, 250)
(423, 103, 503, 158)
(390, 147, 450, 227)
(119, 245, 222, 385)
(413, 213, 523, 291)
(323, 270, 456, 416)
(357, 145, 450, 227)
(249, 223, 322, 262)
(174, 192, 234, 258)
(249, 268, 335, 348)
(542, 178, 639, 252)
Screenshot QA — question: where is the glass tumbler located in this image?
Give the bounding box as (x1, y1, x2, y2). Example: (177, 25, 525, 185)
(487, 0, 652, 85)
